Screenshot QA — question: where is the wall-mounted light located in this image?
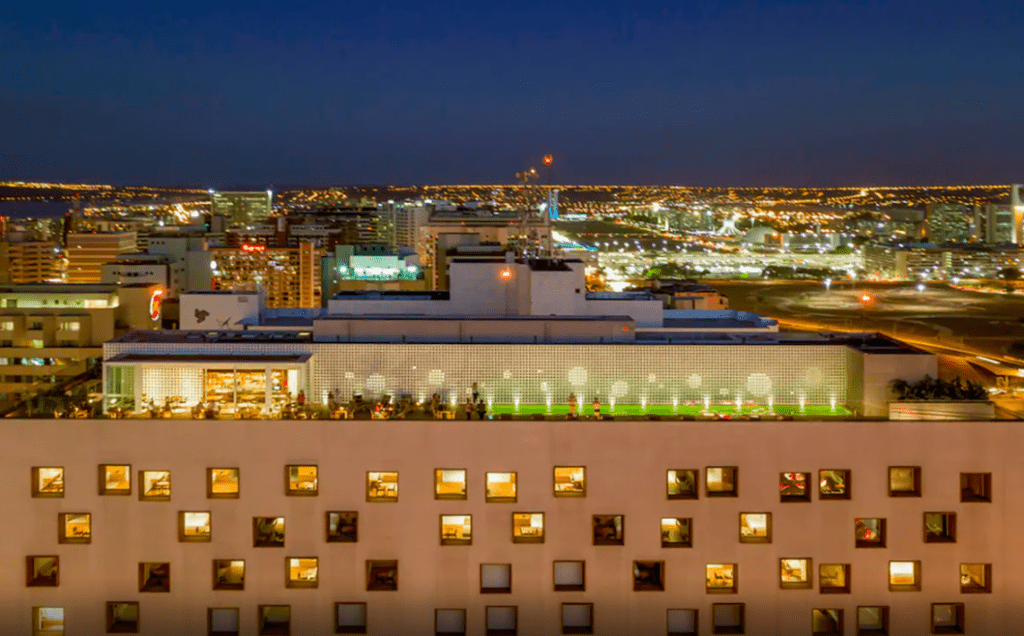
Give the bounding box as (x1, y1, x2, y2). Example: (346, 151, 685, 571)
(499, 268, 513, 281)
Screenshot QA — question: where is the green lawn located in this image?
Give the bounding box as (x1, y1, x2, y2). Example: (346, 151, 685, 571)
(488, 403, 850, 416)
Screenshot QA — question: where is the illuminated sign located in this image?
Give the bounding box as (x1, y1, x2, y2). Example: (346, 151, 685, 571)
(240, 244, 266, 253)
(149, 289, 165, 322)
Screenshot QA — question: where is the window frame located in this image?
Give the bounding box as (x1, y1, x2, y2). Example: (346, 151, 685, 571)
(705, 466, 738, 498)
(178, 511, 212, 543)
(779, 558, 813, 590)
(98, 464, 132, 497)
(553, 466, 587, 498)
(326, 511, 359, 543)
(888, 560, 922, 592)
(924, 512, 956, 543)
(25, 555, 59, 587)
(208, 607, 240, 636)
(739, 512, 772, 544)
(855, 518, 887, 548)
(592, 514, 625, 546)
(485, 605, 518, 636)
(480, 563, 512, 594)
(57, 512, 91, 545)
(32, 607, 65, 636)
(434, 608, 467, 636)
(285, 556, 319, 589)
(856, 605, 889, 636)
(959, 472, 991, 502)
(334, 602, 368, 634)
(888, 466, 921, 497)
(666, 609, 698, 636)
(818, 469, 851, 501)
(560, 602, 593, 635)
(819, 563, 851, 594)
(779, 471, 811, 503)
(512, 512, 545, 544)
(284, 464, 318, 497)
(440, 514, 473, 546)
(931, 603, 965, 635)
(959, 563, 991, 593)
(711, 603, 745, 635)
(435, 468, 468, 501)
(257, 605, 291, 636)
(553, 560, 585, 592)
(252, 516, 286, 548)
(485, 472, 517, 503)
(207, 467, 240, 499)
(365, 560, 398, 592)
(31, 466, 64, 498)
(633, 560, 666, 591)
(138, 562, 171, 593)
(366, 471, 399, 503)
(213, 559, 246, 591)
(706, 563, 738, 594)
(661, 517, 693, 548)
(667, 469, 699, 500)
(106, 601, 140, 634)
(811, 609, 843, 636)
(138, 470, 171, 502)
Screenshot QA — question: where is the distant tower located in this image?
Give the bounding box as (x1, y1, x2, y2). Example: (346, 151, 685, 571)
(1013, 184, 1023, 247)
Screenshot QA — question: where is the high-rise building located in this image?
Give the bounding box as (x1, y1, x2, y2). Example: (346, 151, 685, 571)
(973, 205, 1015, 244)
(210, 190, 273, 226)
(65, 232, 138, 284)
(0, 241, 61, 283)
(1012, 184, 1023, 246)
(925, 203, 974, 243)
(211, 241, 322, 309)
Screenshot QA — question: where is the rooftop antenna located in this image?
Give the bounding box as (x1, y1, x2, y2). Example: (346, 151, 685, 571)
(515, 166, 538, 257)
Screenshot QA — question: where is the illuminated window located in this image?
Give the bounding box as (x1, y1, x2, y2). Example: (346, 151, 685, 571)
(959, 563, 991, 593)
(857, 606, 889, 636)
(931, 603, 965, 634)
(712, 603, 744, 635)
(30, 339, 43, 348)
(207, 468, 240, 499)
(99, 464, 131, 496)
(554, 561, 585, 591)
(366, 560, 398, 591)
(326, 511, 358, 543)
(779, 558, 812, 590)
(106, 601, 139, 633)
(436, 469, 467, 500)
(812, 609, 843, 636)
(441, 515, 473, 546)
(335, 602, 368, 634)
(739, 513, 771, 544)
(819, 470, 850, 500)
(512, 513, 545, 544)
(59, 321, 81, 332)
(706, 467, 738, 497)
(367, 471, 399, 502)
(960, 472, 991, 502)
(820, 564, 851, 594)
(561, 603, 593, 635)
(32, 607, 64, 636)
(554, 466, 586, 497)
(924, 512, 956, 543)
(667, 469, 698, 500)
(285, 465, 318, 496)
(25, 556, 59, 587)
(213, 560, 245, 590)
(435, 609, 466, 636)
(661, 517, 692, 548)
(139, 470, 171, 501)
(31, 467, 64, 498)
(139, 562, 171, 593)
(486, 472, 517, 502)
(58, 513, 91, 544)
(286, 557, 319, 589)
(888, 561, 921, 592)
(779, 471, 810, 502)
(253, 517, 285, 548)
(706, 563, 737, 594)
(888, 466, 921, 497)
(209, 608, 240, 636)
(486, 606, 517, 636)
(855, 518, 886, 548)
(667, 609, 698, 636)
(481, 563, 512, 594)
(179, 511, 212, 542)
(592, 515, 624, 546)
(0, 321, 13, 331)
(633, 560, 665, 591)
(258, 605, 290, 636)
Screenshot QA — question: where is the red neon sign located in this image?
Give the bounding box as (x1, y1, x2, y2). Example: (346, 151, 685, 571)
(240, 243, 266, 253)
(149, 289, 165, 321)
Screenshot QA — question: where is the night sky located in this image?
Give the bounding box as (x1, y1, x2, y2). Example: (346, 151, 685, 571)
(2, 0, 1023, 187)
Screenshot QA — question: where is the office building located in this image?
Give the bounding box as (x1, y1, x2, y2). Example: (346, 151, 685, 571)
(0, 240, 61, 283)
(211, 190, 273, 226)
(321, 244, 425, 298)
(925, 204, 974, 244)
(102, 237, 213, 299)
(211, 241, 321, 309)
(973, 205, 1015, 245)
(66, 232, 138, 284)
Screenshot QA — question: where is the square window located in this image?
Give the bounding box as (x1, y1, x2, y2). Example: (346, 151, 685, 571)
(553, 561, 585, 591)
(667, 609, 698, 636)
(367, 471, 399, 502)
(819, 469, 850, 500)
(99, 464, 131, 496)
(512, 513, 545, 544)
(32, 467, 64, 498)
(888, 466, 921, 497)
(819, 564, 851, 594)
(481, 563, 512, 594)
(286, 557, 318, 588)
(779, 471, 810, 502)
(712, 603, 744, 634)
(739, 513, 771, 544)
(633, 560, 665, 591)
(253, 517, 285, 548)
(924, 512, 957, 543)
(667, 469, 699, 500)
(554, 466, 586, 497)
(855, 518, 886, 548)
(58, 513, 91, 544)
(208, 468, 240, 499)
(139, 470, 171, 501)
(180, 511, 212, 542)
(486, 472, 517, 502)
(106, 601, 139, 634)
(706, 563, 738, 594)
(366, 560, 398, 591)
(435, 609, 466, 635)
(960, 472, 991, 502)
(441, 515, 473, 546)
(209, 608, 239, 636)
(857, 606, 889, 636)
(436, 469, 467, 500)
(561, 603, 593, 635)
(932, 603, 965, 634)
(327, 512, 359, 543)
(779, 558, 812, 590)
(812, 609, 843, 636)
(258, 605, 291, 636)
(661, 517, 693, 548)
(592, 515, 624, 546)
(486, 606, 517, 636)
(335, 602, 367, 634)
(32, 607, 64, 636)
(285, 465, 318, 496)
(888, 560, 921, 591)
(213, 560, 245, 590)
(959, 563, 991, 593)
(706, 467, 738, 497)
(26, 556, 59, 587)
(139, 562, 171, 592)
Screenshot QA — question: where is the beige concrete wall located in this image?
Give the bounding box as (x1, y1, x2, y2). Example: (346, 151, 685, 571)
(2, 419, 1016, 635)
(861, 353, 939, 417)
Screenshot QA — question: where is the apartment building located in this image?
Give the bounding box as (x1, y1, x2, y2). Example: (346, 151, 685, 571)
(66, 232, 138, 284)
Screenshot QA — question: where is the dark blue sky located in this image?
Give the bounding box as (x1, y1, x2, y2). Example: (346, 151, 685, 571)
(2, 0, 1023, 187)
